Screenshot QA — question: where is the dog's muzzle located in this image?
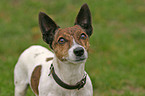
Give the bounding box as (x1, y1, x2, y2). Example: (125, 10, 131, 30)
(73, 47, 86, 62)
(73, 47, 84, 56)
(67, 45, 88, 63)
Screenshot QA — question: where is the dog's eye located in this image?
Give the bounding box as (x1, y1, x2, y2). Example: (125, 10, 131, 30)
(80, 33, 87, 40)
(58, 37, 66, 44)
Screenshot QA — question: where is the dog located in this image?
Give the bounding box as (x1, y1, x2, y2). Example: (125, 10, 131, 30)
(14, 3, 93, 96)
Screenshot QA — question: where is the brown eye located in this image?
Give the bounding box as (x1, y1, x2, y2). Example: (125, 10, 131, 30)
(58, 37, 66, 44)
(80, 33, 87, 40)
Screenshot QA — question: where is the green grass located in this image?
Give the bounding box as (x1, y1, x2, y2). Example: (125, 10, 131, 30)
(0, 0, 145, 96)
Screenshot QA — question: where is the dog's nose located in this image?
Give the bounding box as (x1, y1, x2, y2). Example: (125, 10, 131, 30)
(73, 47, 84, 56)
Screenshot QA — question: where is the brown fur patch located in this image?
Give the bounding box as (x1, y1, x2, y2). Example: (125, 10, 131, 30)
(46, 57, 53, 62)
(52, 25, 90, 61)
(31, 65, 42, 95)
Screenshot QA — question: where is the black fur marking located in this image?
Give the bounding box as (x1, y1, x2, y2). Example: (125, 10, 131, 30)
(75, 3, 93, 37)
(39, 12, 60, 49)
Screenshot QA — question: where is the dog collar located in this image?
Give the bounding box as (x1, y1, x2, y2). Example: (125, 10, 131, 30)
(48, 64, 87, 90)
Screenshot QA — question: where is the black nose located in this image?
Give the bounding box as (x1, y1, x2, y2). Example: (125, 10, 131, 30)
(73, 47, 84, 56)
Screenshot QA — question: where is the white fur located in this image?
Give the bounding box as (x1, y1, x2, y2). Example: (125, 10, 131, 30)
(14, 45, 93, 96)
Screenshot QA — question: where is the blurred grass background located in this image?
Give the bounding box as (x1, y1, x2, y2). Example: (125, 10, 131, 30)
(0, 0, 145, 96)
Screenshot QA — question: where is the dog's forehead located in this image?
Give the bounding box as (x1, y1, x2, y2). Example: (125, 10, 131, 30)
(55, 25, 84, 38)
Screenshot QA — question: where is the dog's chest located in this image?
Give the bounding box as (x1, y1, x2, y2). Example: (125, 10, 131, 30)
(37, 64, 87, 96)
(40, 86, 85, 96)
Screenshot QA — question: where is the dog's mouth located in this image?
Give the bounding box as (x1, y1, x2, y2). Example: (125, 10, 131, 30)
(75, 56, 86, 62)
(66, 56, 87, 64)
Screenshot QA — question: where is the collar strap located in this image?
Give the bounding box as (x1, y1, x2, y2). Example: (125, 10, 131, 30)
(48, 64, 87, 90)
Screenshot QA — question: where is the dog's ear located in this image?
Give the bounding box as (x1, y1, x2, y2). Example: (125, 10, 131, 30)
(39, 12, 59, 48)
(75, 3, 93, 37)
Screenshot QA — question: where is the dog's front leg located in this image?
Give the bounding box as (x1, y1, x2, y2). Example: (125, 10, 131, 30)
(39, 92, 60, 96)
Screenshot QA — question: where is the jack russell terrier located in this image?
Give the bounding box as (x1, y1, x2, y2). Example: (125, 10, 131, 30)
(14, 3, 93, 96)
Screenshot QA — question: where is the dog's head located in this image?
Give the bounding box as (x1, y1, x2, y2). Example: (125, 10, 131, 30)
(39, 4, 93, 64)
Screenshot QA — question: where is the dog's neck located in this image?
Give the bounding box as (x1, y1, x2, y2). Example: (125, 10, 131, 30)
(52, 54, 85, 85)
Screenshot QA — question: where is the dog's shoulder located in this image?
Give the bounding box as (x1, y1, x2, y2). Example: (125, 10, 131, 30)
(30, 65, 42, 95)
(30, 57, 53, 95)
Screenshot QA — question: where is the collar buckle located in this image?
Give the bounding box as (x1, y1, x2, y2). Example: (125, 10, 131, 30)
(77, 73, 87, 90)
